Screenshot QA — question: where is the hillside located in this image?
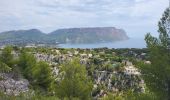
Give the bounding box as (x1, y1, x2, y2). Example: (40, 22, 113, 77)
(49, 27, 129, 44)
(0, 29, 50, 46)
(0, 47, 147, 99)
(0, 27, 129, 46)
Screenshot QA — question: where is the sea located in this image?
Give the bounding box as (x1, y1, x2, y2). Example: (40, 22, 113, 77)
(58, 38, 146, 49)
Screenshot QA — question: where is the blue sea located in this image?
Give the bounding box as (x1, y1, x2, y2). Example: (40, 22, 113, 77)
(58, 38, 146, 49)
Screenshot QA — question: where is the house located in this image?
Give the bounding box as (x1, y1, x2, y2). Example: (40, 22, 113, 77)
(112, 52, 116, 56)
(25, 44, 36, 48)
(80, 54, 87, 58)
(0, 45, 5, 49)
(55, 50, 61, 55)
(88, 54, 93, 58)
(12, 51, 19, 59)
(122, 60, 133, 66)
(124, 66, 141, 75)
(74, 51, 79, 55)
(144, 61, 151, 64)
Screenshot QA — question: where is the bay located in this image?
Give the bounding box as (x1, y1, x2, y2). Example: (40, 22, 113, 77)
(58, 38, 146, 49)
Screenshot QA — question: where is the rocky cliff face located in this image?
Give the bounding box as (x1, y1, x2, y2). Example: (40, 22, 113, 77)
(49, 27, 129, 44)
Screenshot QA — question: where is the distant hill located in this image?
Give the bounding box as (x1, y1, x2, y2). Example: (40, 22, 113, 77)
(49, 27, 129, 43)
(0, 27, 129, 46)
(0, 29, 45, 41)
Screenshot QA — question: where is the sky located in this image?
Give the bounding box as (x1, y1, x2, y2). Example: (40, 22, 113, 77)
(0, 0, 169, 38)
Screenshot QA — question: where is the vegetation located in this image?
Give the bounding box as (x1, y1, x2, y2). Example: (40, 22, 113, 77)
(56, 58, 93, 100)
(32, 61, 54, 92)
(0, 46, 160, 99)
(0, 7, 169, 100)
(144, 7, 170, 99)
(0, 46, 14, 67)
(0, 61, 11, 73)
(18, 50, 37, 80)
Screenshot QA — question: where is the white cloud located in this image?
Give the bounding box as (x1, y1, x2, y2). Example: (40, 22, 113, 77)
(0, 0, 169, 37)
(135, 0, 147, 3)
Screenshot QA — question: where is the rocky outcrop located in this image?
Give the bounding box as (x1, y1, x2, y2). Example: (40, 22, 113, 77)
(0, 73, 29, 96)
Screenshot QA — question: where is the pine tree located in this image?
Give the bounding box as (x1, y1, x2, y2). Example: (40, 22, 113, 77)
(145, 8, 170, 99)
(0, 46, 14, 67)
(18, 50, 36, 80)
(56, 58, 92, 100)
(32, 61, 54, 90)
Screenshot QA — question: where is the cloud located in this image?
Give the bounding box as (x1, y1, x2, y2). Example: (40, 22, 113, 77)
(0, 0, 169, 37)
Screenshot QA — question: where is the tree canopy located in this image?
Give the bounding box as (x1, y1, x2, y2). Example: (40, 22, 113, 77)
(56, 58, 93, 100)
(144, 8, 170, 99)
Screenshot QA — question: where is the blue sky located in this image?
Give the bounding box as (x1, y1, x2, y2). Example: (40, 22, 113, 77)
(0, 0, 169, 38)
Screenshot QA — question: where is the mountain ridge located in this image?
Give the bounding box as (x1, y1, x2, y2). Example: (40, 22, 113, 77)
(0, 27, 129, 46)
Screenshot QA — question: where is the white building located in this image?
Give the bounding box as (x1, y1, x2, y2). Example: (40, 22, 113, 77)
(124, 66, 141, 75)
